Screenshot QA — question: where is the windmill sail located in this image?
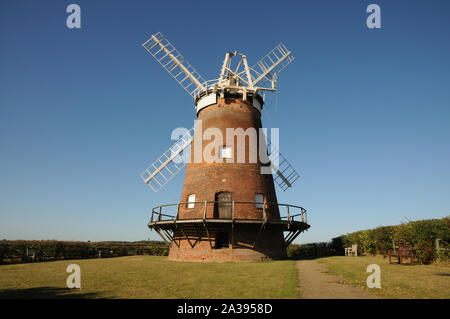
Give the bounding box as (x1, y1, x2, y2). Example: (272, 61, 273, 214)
(140, 127, 194, 192)
(250, 43, 294, 89)
(266, 140, 300, 191)
(142, 32, 206, 98)
(140, 34, 298, 192)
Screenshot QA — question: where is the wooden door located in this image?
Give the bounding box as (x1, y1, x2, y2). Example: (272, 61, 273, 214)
(215, 192, 232, 219)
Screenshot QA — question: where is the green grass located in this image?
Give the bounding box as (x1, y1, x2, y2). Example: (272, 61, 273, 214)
(3, 254, 448, 299)
(317, 255, 450, 299)
(0, 256, 300, 299)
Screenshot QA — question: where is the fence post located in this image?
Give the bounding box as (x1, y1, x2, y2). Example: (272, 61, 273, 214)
(203, 201, 207, 221)
(435, 238, 441, 261)
(231, 201, 235, 249)
(232, 201, 235, 221)
(286, 206, 291, 223)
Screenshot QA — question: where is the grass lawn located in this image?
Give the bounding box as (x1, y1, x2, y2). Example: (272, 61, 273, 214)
(0, 256, 300, 299)
(317, 255, 450, 299)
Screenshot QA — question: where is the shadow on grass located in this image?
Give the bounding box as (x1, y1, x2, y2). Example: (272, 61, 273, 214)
(0, 287, 102, 299)
(436, 273, 450, 277)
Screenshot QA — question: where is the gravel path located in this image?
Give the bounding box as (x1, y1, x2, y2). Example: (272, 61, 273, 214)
(296, 260, 375, 299)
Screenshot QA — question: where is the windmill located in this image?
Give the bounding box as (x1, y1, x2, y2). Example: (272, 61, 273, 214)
(140, 32, 309, 261)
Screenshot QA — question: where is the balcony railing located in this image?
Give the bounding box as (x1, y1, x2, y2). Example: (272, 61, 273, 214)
(149, 201, 307, 225)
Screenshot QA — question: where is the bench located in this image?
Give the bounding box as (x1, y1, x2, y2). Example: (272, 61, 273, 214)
(345, 244, 358, 256)
(388, 245, 413, 264)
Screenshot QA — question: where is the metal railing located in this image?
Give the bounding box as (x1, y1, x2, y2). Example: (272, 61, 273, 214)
(149, 201, 307, 225)
(192, 79, 219, 100)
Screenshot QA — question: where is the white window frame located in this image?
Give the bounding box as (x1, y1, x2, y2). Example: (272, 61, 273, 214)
(255, 194, 264, 209)
(188, 194, 195, 208)
(218, 145, 232, 159)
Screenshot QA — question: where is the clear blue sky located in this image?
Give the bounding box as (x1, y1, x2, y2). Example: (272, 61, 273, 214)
(1, 0, 449, 244)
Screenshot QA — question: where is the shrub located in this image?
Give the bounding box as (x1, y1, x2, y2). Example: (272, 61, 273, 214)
(0, 240, 169, 264)
(287, 242, 335, 259)
(341, 216, 449, 264)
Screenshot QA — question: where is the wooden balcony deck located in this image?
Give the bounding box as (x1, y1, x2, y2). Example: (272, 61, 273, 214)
(147, 201, 310, 249)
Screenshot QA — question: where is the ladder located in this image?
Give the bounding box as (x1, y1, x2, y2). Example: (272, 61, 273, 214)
(140, 128, 194, 192)
(142, 32, 206, 98)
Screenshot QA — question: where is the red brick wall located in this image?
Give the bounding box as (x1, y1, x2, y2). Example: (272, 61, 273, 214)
(170, 98, 286, 261)
(168, 224, 287, 262)
(179, 98, 279, 220)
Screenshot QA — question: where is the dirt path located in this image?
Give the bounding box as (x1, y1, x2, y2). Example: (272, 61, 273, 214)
(296, 260, 375, 299)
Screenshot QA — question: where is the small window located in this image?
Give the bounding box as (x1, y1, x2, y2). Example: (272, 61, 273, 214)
(218, 145, 232, 159)
(255, 194, 264, 209)
(187, 194, 195, 208)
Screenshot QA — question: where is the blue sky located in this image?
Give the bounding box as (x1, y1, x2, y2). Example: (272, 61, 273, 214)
(1, 0, 449, 243)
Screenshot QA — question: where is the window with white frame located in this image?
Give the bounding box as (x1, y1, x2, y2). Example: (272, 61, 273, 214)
(255, 194, 264, 209)
(188, 194, 195, 208)
(218, 145, 232, 159)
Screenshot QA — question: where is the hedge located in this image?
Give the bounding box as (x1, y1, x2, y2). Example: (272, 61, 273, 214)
(337, 216, 449, 264)
(287, 217, 449, 264)
(0, 240, 169, 264)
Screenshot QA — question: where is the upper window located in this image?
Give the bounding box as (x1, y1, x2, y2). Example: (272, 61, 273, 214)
(255, 194, 264, 209)
(188, 194, 196, 208)
(218, 145, 232, 159)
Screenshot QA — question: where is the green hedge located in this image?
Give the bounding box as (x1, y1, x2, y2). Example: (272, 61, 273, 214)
(287, 242, 336, 259)
(337, 216, 449, 264)
(287, 217, 449, 264)
(0, 240, 169, 264)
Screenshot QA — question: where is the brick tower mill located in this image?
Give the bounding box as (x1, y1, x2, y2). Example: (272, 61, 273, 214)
(140, 32, 310, 262)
